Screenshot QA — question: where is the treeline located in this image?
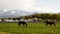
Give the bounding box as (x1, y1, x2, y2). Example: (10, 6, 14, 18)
(22, 13, 60, 20)
(0, 13, 60, 22)
(0, 13, 60, 21)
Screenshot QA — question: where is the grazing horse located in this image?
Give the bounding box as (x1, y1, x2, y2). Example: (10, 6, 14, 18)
(16, 18, 27, 27)
(44, 20, 56, 27)
(18, 20, 27, 27)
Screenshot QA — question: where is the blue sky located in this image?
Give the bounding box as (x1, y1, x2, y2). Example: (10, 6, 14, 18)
(0, 0, 60, 13)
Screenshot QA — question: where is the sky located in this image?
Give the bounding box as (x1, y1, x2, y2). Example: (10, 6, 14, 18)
(0, 0, 60, 13)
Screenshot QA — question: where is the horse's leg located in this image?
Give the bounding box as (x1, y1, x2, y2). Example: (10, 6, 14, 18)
(26, 24, 27, 27)
(23, 24, 27, 27)
(18, 23, 21, 26)
(50, 24, 52, 27)
(46, 23, 48, 26)
(24, 22, 27, 27)
(53, 23, 56, 27)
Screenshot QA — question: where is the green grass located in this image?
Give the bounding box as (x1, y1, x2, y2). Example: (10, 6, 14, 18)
(0, 22, 60, 34)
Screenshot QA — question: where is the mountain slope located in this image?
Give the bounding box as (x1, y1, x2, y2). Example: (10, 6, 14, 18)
(0, 9, 37, 18)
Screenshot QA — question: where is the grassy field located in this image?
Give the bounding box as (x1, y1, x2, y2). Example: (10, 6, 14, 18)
(0, 22, 60, 34)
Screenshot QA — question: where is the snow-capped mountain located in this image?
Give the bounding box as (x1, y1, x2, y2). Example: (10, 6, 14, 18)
(0, 9, 57, 18)
(0, 9, 37, 18)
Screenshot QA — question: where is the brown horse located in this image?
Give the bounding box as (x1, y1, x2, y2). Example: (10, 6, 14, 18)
(44, 20, 56, 27)
(18, 21, 27, 27)
(17, 18, 27, 27)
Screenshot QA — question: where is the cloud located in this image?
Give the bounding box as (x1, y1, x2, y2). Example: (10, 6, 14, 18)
(0, 0, 45, 11)
(0, 0, 60, 13)
(0, 0, 35, 10)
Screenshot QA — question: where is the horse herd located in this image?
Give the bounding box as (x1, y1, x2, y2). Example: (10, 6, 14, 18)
(18, 19, 56, 27)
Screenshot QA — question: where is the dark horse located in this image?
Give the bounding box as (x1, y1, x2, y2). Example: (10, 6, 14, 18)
(18, 21, 27, 27)
(44, 20, 56, 27)
(17, 18, 27, 27)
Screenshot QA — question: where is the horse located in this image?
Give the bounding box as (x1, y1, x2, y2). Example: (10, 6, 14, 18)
(16, 18, 27, 27)
(44, 20, 56, 27)
(18, 20, 27, 27)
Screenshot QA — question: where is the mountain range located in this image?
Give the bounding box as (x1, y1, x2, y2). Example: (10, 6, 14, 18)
(0, 9, 57, 18)
(0, 9, 38, 18)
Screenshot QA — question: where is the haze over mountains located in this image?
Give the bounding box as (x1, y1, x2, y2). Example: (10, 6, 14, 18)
(0, 9, 59, 18)
(0, 9, 38, 18)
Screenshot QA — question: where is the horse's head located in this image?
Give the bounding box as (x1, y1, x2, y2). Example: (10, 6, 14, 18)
(44, 20, 50, 23)
(44, 21, 47, 23)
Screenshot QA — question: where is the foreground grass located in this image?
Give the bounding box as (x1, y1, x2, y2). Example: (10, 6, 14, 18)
(0, 22, 60, 34)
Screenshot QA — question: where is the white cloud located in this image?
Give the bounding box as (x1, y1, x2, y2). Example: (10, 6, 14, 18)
(41, 7, 59, 13)
(3, 9, 8, 12)
(0, 0, 60, 13)
(0, 0, 35, 10)
(11, 11, 15, 14)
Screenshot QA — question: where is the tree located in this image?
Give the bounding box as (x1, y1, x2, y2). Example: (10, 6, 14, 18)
(1, 18, 5, 22)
